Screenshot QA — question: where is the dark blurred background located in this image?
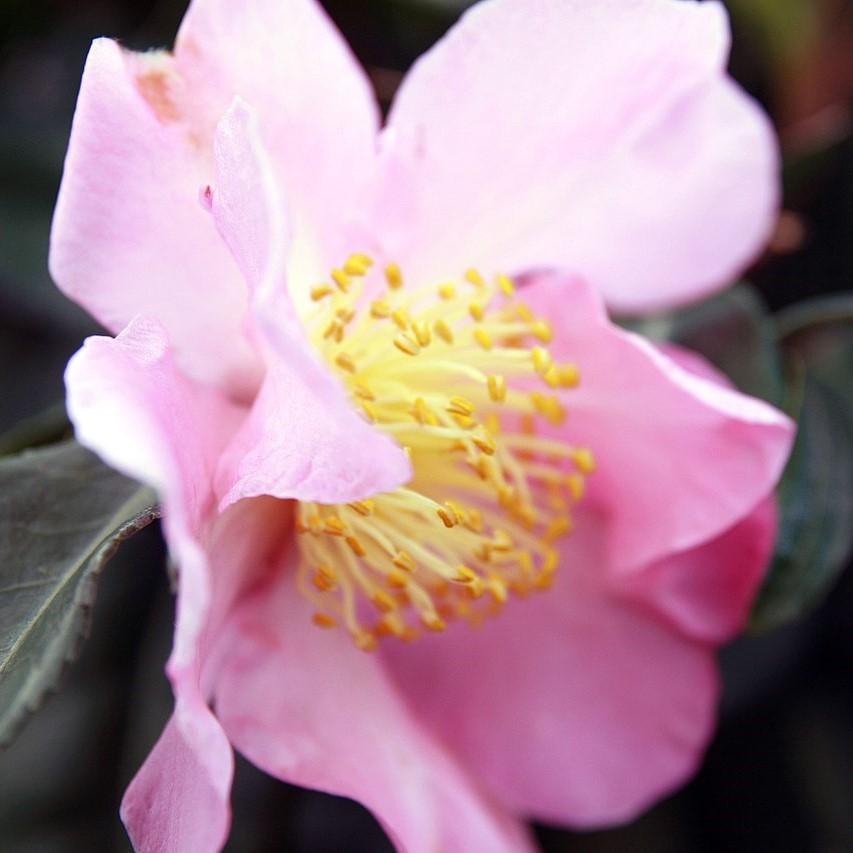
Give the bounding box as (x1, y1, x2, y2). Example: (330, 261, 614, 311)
(1, 0, 852, 850)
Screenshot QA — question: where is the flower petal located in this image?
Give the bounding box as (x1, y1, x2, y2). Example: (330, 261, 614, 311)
(65, 315, 242, 523)
(207, 102, 411, 506)
(523, 273, 794, 573)
(372, 0, 778, 311)
(174, 0, 380, 300)
(66, 317, 248, 850)
(622, 498, 776, 644)
(381, 516, 718, 827)
(213, 560, 534, 853)
(121, 709, 232, 853)
(50, 38, 257, 389)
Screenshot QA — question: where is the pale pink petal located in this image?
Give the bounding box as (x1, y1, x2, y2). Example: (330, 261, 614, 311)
(175, 0, 380, 297)
(522, 273, 793, 572)
(65, 315, 242, 527)
(371, 0, 778, 311)
(622, 497, 775, 644)
(381, 515, 718, 828)
(66, 317, 249, 850)
(213, 560, 534, 853)
(50, 39, 258, 389)
(121, 708, 232, 853)
(206, 103, 412, 507)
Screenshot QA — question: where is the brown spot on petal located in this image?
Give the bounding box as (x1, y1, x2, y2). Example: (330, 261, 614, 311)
(134, 62, 181, 124)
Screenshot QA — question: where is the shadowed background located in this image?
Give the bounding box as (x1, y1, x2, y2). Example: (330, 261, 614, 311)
(1, 0, 852, 850)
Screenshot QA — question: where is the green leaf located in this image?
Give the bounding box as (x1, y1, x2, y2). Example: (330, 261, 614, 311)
(620, 283, 785, 405)
(0, 440, 158, 746)
(749, 294, 853, 631)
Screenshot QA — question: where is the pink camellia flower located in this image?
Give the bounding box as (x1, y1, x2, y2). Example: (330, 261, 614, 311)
(50, 0, 795, 850)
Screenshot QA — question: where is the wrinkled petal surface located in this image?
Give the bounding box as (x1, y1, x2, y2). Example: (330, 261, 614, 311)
(50, 38, 257, 389)
(213, 557, 534, 853)
(381, 516, 718, 827)
(371, 0, 778, 311)
(522, 273, 793, 572)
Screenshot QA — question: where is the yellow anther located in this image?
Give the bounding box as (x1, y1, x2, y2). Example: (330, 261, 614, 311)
(488, 577, 508, 604)
(370, 299, 391, 319)
(336, 307, 356, 324)
(543, 364, 561, 388)
(437, 507, 457, 528)
(515, 303, 533, 322)
(542, 550, 559, 576)
(487, 374, 507, 402)
(565, 474, 585, 502)
(471, 429, 496, 455)
(492, 529, 514, 552)
(464, 508, 483, 532)
(391, 309, 410, 330)
(371, 590, 397, 613)
(412, 321, 432, 347)
(453, 565, 478, 584)
(323, 320, 343, 341)
(385, 263, 403, 290)
(411, 397, 438, 426)
(311, 284, 333, 301)
(438, 283, 456, 300)
(361, 401, 376, 423)
(348, 500, 375, 516)
(497, 273, 515, 296)
(434, 319, 454, 344)
(331, 268, 351, 292)
(572, 448, 597, 474)
(533, 572, 555, 590)
(532, 346, 553, 376)
(421, 613, 447, 632)
(445, 500, 465, 523)
(354, 631, 378, 652)
(517, 551, 534, 575)
(468, 302, 485, 322)
(530, 392, 565, 425)
(447, 396, 475, 417)
(323, 516, 346, 536)
(464, 268, 485, 288)
(474, 328, 493, 350)
(531, 320, 553, 343)
(393, 551, 416, 572)
(344, 254, 371, 276)
(387, 569, 409, 589)
(346, 536, 367, 557)
(312, 564, 337, 591)
(394, 334, 420, 356)
(353, 380, 375, 401)
(452, 412, 475, 430)
(557, 364, 580, 388)
(335, 353, 357, 373)
(312, 612, 337, 629)
(545, 516, 571, 542)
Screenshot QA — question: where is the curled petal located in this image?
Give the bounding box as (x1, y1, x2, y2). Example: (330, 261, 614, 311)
(522, 273, 794, 573)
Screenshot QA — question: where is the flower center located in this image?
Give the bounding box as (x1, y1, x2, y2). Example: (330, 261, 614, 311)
(295, 255, 595, 650)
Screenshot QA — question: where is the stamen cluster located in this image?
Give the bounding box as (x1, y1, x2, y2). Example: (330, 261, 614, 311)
(295, 255, 596, 650)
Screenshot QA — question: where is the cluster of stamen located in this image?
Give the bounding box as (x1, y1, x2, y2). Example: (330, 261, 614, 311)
(295, 254, 596, 650)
